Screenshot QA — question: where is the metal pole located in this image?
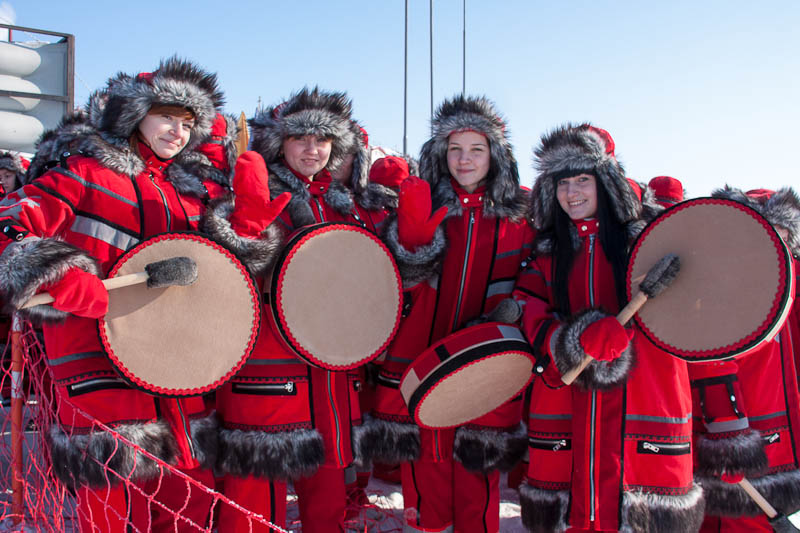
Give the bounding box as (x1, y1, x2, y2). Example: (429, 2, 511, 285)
(10, 314, 25, 526)
(403, 0, 408, 155)
(462, 0, 466, 95)
(430, 0, 434, 132)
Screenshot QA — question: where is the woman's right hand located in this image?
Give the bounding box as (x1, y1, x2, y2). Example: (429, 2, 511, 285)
(45, 268, 108, 318)
(396, 176, 447, 250)
(579, 316, 634, 361)
(229, 151, 290, 237)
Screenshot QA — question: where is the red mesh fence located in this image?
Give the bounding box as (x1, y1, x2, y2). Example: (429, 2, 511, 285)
(0, 320, 405, 532)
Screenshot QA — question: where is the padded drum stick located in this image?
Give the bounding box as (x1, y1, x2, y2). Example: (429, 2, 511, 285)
(20, 256, 198, 309)
(561, 253, 681, 386)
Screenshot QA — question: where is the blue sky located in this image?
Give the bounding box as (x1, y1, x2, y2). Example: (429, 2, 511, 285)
(7, 1, 800, 195)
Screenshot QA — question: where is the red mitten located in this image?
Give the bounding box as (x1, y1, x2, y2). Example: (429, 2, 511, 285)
(45, 268, 108, 318)
(397, 176, 447, 250)
(579, 316, 634, 362)
(229, 151, 291, 237)
(721, 472, 745, 484)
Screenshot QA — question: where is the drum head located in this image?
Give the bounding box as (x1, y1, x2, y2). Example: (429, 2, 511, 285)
(629, 198, 793, 361)
(98, 233, 261, 396)
(400, 323, 535, 429)
(271, 223, 402, 371)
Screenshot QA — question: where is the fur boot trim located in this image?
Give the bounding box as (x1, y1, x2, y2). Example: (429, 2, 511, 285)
(0, 238, 102, 323)
(453, 421, 527, 473)
(267, 162, 355, 228)
(351, 414, 420, 468)
(249, 87, 356, 173)
(0, 151, 27, 188)
(695, 428, 768, 478)
(699, 469, 800, 517)
(189, 414, 219, 471)
(519, 483, 570, 533)
(419, 95, 528, 221)
(47, 420, 178, 489)
(554, 308, 635, 390)
(530, 124, 640, 231)
(217, 427, 324, 481)
(381, 214, 446, 285)
(619, 483, 705, 533)
(202, 195, 286, 277)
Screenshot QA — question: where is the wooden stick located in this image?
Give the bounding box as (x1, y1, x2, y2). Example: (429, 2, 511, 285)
(561, 291, 648, 385)
(235, 111, 249, 157)
(739, 478, 778, 519)
(19, 271, 149, 309)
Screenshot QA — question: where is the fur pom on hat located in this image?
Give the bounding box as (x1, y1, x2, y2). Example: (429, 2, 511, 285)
(91, 56, 223, 150)
(419, 95, 527, 221)
(0, 151, 28, 188)
(530, 123, 640, 231)
(248, 87, 356, 172)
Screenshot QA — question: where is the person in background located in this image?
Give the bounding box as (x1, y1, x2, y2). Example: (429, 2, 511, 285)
(0, 151, 28, 199)
(515, 124, 703, 532)
(649, 175, 685, 208)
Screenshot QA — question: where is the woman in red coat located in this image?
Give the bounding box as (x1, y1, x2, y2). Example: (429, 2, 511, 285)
(515, 124, 703, 532)
(0, 58, 239, 532)
(355, 95, 533, 532)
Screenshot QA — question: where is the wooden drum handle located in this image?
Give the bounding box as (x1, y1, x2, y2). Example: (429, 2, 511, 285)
(739, 478, 778, 519)
(561, 291, 648, 386)
(19, 272, 149, 309)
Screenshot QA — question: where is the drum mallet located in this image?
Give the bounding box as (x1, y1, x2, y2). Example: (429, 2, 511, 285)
(562, 253, 681, 385)
(736, 477, 800, 532)
(20, 256, 198, 309)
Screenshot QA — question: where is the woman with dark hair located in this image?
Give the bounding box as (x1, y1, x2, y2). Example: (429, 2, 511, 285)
(515, 124, 703, 532)
(0, 151, 27, 198)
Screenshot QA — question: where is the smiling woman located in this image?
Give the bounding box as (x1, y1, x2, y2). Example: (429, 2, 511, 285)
(555, 172, 597, 220)
(135, 105, 196, 159)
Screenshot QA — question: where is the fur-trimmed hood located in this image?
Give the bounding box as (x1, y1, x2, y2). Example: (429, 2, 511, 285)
(249, 86, 356, 173)
(530, 123, 640, 231)
(712, 185, 800, 257)
(419, 95, 528, 221)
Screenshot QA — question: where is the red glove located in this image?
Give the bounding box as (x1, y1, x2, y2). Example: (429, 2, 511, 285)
(229, 151, 291, 237)
(579, 316, 634, 362)
(721, 472, 745, 484)
(45, 268, 108, 319)
(396, 176, 447, 250)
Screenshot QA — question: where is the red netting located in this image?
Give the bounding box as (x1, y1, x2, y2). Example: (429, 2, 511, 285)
(0, 320, 407, 532)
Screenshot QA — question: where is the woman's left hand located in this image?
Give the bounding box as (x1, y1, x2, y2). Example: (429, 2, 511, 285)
(229, 151, 291, 236)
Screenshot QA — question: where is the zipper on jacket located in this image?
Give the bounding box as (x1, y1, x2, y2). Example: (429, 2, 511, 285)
(636, 440, 691, 455)
(764, 432, 781, 445)
(587, 233, 597, 522)
(176, 400, 195, 459)
(529, 436, 572, 451)
(327, 372, 344, 466)
(232, 382, 296, 395)
(314, 197, 325, 222)
(149, 172, 172, 231)
(452, 209, 475, 331)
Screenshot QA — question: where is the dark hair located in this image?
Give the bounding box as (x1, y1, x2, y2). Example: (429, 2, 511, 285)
(551, 177, 629, 315)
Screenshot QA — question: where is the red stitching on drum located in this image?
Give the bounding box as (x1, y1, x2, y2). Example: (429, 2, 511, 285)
(274, 224, 403, 371)
(98, 233, 260, 397)
(413, 351, 534, 430)
(629, 199, 791, 360)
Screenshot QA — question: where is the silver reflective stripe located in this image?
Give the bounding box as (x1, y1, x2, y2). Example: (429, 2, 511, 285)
(344, 465, 357, 484)
(187, 214, 202, 223)
(706, 417, 750, 433)
(71, 216, 139, 252)
(486, 279, 516, 299)
(1, 197, 39, 218)
(496, 247, 525, 260)
(0, 190, 26, 206)
(749, 411, 787, 422)
(48, 351, 105, 366)
(530, 413, 572, 420)
(498, 324, 526, 342)
(51, 168, 138, 207)
(625, 414, 691, 424)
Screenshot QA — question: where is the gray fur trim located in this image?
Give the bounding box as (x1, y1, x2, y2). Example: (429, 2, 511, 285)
(0, 238, 102, 324)
(419, 95, 528, 221)
(249, 87, 356, 173)
(189, 413, 219, 470)
(351, 414, 420, 468)
(533, 219, 644, 257)
(453, 421, 527, 473)
(381, 214, 446, 285)
(202, 195, 286, 277)
(47, 420, 177, 489)
(267, 162, 355, 228)
(695, 428, 768, 478)
(554, 308, 634, 390)
(699, 469, 800, 517)
(358, 182, 398, 211)
(530, 123, 640, 231)
(93, 56, 222, 152)
(519, 483, 570, 533)
(167, 150, 228, 194)
(0, 151, 27, 188)
(619, 483, 705, 533)
(640, 183, 665, 223)
(26, 111, 95, 182)
(217, 427, 324, 481)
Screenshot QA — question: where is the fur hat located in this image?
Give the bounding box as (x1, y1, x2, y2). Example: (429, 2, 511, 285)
(712, 185, 800, 257)
(248, 87, 356, 172)
(530, 123, 640, 231)
(0, 151, 28, 189)
(419, 95, 528, 221)
(90, 56, 223, 151)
